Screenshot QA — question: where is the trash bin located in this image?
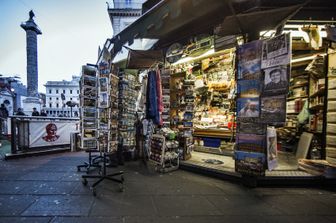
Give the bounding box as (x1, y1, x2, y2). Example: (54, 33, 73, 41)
(70, 132, 79, 152)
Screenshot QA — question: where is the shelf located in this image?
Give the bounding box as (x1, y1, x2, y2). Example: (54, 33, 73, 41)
(287, 96, 308, 101)
(289, 83, 308, 89)
(309, 87, 325, 98)
(287, 112, 299, 115)
(309, 104, 324, 111)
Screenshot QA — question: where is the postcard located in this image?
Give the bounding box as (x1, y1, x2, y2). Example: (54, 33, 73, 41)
(237, 79, 261, 98)
(260, 95, 286, 124)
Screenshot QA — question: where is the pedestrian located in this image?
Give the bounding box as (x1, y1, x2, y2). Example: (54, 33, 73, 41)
(16, 108, 26, 116)
(32, 107, 39, 116)
(0, 103, 9, 137)
(40, 109, 47, 116)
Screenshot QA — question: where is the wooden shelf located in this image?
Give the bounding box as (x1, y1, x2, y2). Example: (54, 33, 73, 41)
(309, 104, 324, 111)
(289, 83, 308, 89)
(309, 87, 325, 98)
(287, 96, 308, 101)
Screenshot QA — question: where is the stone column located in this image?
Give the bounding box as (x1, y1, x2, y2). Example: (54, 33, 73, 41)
(21, 10, 42, 98)
(20, 10, 42, 114)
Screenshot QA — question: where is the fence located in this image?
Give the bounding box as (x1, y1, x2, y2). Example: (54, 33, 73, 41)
(10, 116, 79, 154)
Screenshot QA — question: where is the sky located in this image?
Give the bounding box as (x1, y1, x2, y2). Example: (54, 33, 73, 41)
(0, 0, 113, 93)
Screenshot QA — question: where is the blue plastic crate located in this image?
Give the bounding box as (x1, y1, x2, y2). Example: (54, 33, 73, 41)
(203, 137, 221, 148)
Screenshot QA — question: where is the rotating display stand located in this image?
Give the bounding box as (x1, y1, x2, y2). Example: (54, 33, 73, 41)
(81, 62, 124, 196)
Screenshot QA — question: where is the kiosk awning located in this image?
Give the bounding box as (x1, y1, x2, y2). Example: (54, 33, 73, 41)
(126, 49, 164, 69)
(215, 4, 303, 36)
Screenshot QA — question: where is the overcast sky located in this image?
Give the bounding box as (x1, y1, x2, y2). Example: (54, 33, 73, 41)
(0, 0, 113, 93)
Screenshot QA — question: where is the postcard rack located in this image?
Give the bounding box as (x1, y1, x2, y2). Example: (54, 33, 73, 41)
(79, 65, 98, 149)
(149, 134, 179, 173)
(118, 71, 137, 159)
(81, 62, 124, 196)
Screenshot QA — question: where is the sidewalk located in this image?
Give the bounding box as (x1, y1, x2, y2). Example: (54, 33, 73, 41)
(0, 151, 335, 223)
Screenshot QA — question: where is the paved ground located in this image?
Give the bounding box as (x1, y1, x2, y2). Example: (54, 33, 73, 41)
(0, 151, 335, 223)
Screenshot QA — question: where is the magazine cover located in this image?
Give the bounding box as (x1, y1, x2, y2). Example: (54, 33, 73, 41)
(237, 98, 260, 120)
(261, 33, 291, 69)
(237, 79, 261, 98)
(263, 65, 289, 95)
(237, 122, 266, 135)
(267, 126, 278, 171)
(236, 133, 266, 153)
(98, 92, 109, 108)
(237, 40, 262, 80)
(234, 151, 266, 176)
(260, 95, 286, 124)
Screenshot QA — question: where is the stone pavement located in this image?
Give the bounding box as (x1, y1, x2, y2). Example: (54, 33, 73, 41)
(0, 151, 335, 223)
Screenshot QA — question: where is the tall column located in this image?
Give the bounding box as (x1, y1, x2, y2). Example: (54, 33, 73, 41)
(21, 10, 42, 98)
(20, 10, 42, 114)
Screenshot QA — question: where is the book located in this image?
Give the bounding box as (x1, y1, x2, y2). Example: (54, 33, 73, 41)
(237, 79, 261, 98)
(236, 133, 266, 153)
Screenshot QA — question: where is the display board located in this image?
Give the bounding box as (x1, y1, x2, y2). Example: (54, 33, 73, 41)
(235, 33, 291, 176)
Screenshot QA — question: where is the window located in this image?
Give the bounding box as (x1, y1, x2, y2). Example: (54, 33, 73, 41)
(77, 90, 79, 94)
(56, 97, 59, 100)
(63, 89, 65, 94)
(56, 89, 59, 94)
(70, 90, 73, 94)
(49, 97, 52, 101)
(49, 103, 52, 108)
(56, 103, 59, 108)
(70, 98, 72, 100)
(49, 89, 52, 94)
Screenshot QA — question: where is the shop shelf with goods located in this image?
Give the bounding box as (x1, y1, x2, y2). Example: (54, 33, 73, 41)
(118, 70, 137, 159)
(109, 72, 119, 153)
(79, 65, 98, 149)
(149, 134, 179, 173)
(326, 49, 336, 165)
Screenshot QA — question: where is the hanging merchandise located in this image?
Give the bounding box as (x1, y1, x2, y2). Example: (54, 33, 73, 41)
(146, 70, 160, 125)
(118, 70, 137, 160)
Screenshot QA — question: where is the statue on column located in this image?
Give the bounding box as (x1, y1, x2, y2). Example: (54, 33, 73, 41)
(29, 10, 35, 20)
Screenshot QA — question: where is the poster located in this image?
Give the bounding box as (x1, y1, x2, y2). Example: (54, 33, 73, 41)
(99, 77, 108, 92)
(237, 98, 260, 119)
(261, 33, 291, 69)
(29, 120, 78, 148)
(99, 92, 109, 108)
(236, 133, 266, 153)
(263, 65, 289, 95)
(237, 122, 266, 135)
(267, 127, 278, 171)
(237, 79, 261, 98)
(235, 151, 265, 176)
(237, 40, 262, 80)
(260, 95, 286, 124)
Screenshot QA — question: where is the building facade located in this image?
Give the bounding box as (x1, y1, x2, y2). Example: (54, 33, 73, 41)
(44, 76, 80, 117)
(108, 0, 146, 36)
